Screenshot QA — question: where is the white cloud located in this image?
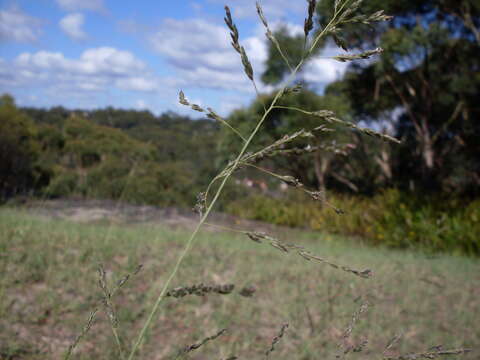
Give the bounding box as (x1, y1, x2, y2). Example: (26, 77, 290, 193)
(151, 19, 233, 71)
(60, 13, 87, 40)
(134, 99, 147, 109)
(150, 18, 270, 93)
(303, 58, 348, 84)
(78, 47, 146, 74)
(2, 47, 159, 96)
(117, 77, 157, 92)
(302, 44, 350, 85)
(0, 6, 43, 43)
(208, 0, 305, 19)
(56, 0, 104, 12)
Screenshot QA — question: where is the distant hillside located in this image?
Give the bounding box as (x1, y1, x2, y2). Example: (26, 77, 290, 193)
(1, 94, 223, 206)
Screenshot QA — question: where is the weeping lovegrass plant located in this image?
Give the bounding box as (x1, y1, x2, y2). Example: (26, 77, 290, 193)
(63, 1, 472, 359)
(128, 1, 392, 356)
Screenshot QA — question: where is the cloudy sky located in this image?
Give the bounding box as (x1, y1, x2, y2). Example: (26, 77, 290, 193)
(0, 0, 348, 117)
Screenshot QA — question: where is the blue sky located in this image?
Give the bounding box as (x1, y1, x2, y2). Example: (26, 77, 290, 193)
(0, 0, 347, 117)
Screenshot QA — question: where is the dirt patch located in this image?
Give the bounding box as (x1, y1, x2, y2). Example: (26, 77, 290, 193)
(23, 198, 303, 237)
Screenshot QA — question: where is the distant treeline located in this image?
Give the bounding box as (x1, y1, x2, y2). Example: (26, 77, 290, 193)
(0, 94, 221, 206)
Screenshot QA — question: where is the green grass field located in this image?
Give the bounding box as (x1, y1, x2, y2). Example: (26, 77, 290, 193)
(0, 208, 478, 359)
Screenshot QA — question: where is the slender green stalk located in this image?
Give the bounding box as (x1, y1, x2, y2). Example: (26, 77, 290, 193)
(273, 105, 312, 114)
(126, 9, 342, 360)
(111, 327, 124, 360)
(218, 119, 248, 143)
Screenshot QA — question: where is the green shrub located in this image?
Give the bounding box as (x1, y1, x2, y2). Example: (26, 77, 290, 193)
(227, 189, 480, 256)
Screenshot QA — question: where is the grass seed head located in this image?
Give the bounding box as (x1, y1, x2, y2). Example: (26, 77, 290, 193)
(265, 323, 289, 358)
(304, 0, 317, 39)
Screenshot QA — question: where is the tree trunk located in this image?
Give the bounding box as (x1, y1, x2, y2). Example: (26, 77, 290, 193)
(313, 149, 330, 197)
(375, 143, 392, 183)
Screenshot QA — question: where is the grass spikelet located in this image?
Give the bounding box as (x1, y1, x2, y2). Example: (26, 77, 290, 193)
(312, 110, 401, 143)
(336, 301, 370, 358)
(98, 264, 124, 359)
(224, 6, 254, 81)
(224, 6, 239, 53)
(341, 301, 369, 342)
(333, 47, 384, 62)
(179, 91, 246, 142)
(265, 323, 289, 358)
(282, 83, 303, 96)
(383, 333, 404, 356)
(166, 283, 235, 298)
(383, 347, 471, 360)
(245, 231, 371, 278)
(113, 264, 143, 293)
(271, 106, 401, 143)
(239, 285, 256, 297)
(304, 0, 317, 39)
(298, 250, 372, 278)
(98, 265, 118, 329)
(178, 90, 204, 112)
(255, 1, 268, 28)
(64, 309, 98, 360)
(348, 10, 394, 24)
(176, 329, 228, 359)
(241, 129, 314, 164)
(194, 191, 206, 216)
(333, 33, 349, 51)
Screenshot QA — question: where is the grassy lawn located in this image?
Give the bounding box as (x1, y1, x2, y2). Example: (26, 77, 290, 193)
(0, 208, 478, 359)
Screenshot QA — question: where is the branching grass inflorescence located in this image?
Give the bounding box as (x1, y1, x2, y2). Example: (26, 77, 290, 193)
(126, 1, 402, 358)
(64, 264, 142, 360)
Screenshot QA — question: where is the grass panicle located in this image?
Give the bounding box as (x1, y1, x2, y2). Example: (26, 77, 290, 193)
(265, 323, 289, 358)
(64, 264, 142, 360)
(337, 301, 370, 358)
(176, 329, 228, 359)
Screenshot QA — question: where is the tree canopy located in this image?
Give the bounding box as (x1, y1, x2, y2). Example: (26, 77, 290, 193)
(258, 0, 480, 195)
